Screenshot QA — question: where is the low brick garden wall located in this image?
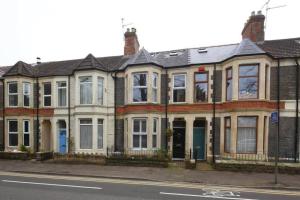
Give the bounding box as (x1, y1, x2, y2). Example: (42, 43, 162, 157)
(0, 152, 30, 160)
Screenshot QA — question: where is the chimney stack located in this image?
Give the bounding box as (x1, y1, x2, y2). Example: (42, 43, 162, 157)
(124, 28, 140, 56)
(242, 11, 265, 42)
(36, 57, 41, 64)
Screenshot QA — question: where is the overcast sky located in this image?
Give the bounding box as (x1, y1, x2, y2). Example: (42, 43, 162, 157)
(0, 0, 299, 66)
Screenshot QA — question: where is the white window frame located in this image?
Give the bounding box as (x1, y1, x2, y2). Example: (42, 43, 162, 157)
(97, 77, 104, 105)
(172, 74, 186, 103)
(23, 82, 30, 107)
(43, 82, 52, 107)
(152, 118, 158, 149)
(79, 119, 93, 150)
(97, 119, 103, 149)
(8, 120, 18, 147)
(23, 120, 30, 147)
(8, 82, 18, 107)
(132, 118, 147, 150)
(152, 73, 158, 103)
(57, 81, 67, 107)
(79, 76, 93, 105)
(132, 72, 147, 103)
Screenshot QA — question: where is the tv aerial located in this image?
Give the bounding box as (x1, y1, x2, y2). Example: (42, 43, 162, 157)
(121, 18, 133, 32)
(261, 0, 287, 31)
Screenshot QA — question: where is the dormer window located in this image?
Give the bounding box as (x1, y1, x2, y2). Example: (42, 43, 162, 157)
(197, 48, 208, 53)
(169, 51, 178, 56)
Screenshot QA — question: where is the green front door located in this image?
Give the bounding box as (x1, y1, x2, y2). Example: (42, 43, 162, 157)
(193, 127, 205, 160)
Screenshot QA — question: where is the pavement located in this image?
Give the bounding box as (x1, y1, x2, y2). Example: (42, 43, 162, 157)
(0, 159, 300, 191)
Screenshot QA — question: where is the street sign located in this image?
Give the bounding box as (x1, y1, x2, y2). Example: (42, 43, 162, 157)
(271, 111, 278, 124)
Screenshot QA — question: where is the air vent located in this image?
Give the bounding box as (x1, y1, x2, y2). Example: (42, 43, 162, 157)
(198, 48, 208, 53)
(169, 51, 178, 56)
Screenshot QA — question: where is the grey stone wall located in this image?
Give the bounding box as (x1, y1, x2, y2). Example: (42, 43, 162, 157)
(214, 117, 221, 155)
(160, 118, 167, 150)
(115, 119, 124, 152)
(270, 66, 300, 100)
(161, 74, 168, 104)
(268, 117, 299, 158)
(116, 77, 125, 106)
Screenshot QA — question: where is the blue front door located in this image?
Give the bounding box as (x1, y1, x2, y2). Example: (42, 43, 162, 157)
(193, 127, 205, 160)
(59, 130, 67, 153)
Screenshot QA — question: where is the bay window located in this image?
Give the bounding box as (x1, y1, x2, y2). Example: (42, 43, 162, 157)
(57, 81, 67, 107)
(97, 119, 103, 149)
(80, 119, 93, 149)
(152, 73, 158, 102)
(239, 65, 259, 99)
(133, 73, 147, 102)
(8, 82, 18, 107)
(133, 118, 147, 149)
(80, 76, 92, 104)
(226, 68, 232, 101)
(152, 118, 158, 148)
(23, 82, 30, 107)
(23, 120, 30, 147)
(237, 116, 257, 154)
(97, 77, 104, 105)
(224, 117, 231, 153)
(8, 120, 18, 146)
(194, 72, 208, 102)
(173, 74, 186, 102)
(43, 82, 52, 107)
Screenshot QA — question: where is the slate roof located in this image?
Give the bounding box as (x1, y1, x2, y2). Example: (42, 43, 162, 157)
(257, 37, 300, 58)
(1, 37, 300, 77)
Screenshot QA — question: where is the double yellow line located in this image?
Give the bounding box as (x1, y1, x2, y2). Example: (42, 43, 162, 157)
(0, 171, 300, 197)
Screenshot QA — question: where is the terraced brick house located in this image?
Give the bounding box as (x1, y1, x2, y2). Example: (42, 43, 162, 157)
(0, 12, 299, 162)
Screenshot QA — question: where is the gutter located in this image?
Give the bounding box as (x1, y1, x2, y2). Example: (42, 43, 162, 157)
(165, 69, 168, 150)
(275, 59, 281, 184)
(212, 64, 216, 163)
(295, 58, 299, 162)
(0, 78, 4, 151)
(35, 76, 40, 152)
(111, 72, 117, 152)
(68, 75, 71, 153)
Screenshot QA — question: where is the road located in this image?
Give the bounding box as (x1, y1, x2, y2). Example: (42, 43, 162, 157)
(0, 172, 299, 200)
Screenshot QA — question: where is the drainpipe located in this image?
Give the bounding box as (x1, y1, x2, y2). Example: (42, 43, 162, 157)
(212, 64, 216, 164)
(68, 75, 71, 153)
(165, 69, 168, 151)
(36, 76, 40, 153)
(111, 72, 117, 152)
(295, 58, 299, 162)
(275, 59, 281, 184)
(1, 79, 5, 151)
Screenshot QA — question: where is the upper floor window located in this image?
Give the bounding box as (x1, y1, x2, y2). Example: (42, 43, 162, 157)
(57, 82, 67, 107)
(97, 77, 104, 105)
(194, 72, 208, 102)
(23, 82, 30, 107)
(226, 68, 232, 101)
(8, 82, 18, 107)
(80, 76, 92, 104)
(133, 73, 147, 102)
(237, 116, 257, 154)
(152, 73, 158, 102)
(23, 120, 30, 147)
(8, 120, 18, 147)
(133, 118, 147, 149)
(43, 82, 52, 107)
(239, 65, 259, 99)
(173, 74, 186, 103)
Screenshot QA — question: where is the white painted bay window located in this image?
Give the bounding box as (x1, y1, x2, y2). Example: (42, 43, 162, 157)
(97, 119, 103, 149)
(57, 81, 67, 107)
(224, 117, 231, 153)
(239, 65, 259, 99)
(8, 120, 18, 146)
(133, 118, 147, 149)
(173, 74, 186, 103)
(152, 118, 158, 148)
(80, 76, 92, 104)
(23, 82, 30, 107)
(79, 119, 93, 149)
(43, 82, 52, 107)
(97, 77, 104, 105)
(8, 82, 18, 107)
(152, 73, 158, 102)
(133, 73, 147, 102)
(237, 116, 257, 154)
(23, 120, 30, 147)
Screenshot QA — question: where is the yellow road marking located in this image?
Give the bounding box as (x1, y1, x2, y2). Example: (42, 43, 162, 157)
(0, 171, 299, 196)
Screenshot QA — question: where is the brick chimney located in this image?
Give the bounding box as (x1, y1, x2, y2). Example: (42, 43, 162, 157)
(124, 28, 140, 56)
(242, 11, 265, 42)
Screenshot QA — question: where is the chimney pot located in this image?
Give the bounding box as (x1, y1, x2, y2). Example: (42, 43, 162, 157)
(251, 11, 255, 16)
(257, 10, 262, 15)
(36, 57, 41, 64)
(124, 28, 140, 56)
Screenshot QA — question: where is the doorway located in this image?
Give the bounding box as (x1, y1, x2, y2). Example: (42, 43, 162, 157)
(193, 120, 206, 160)
(172, 120, 186, 159)
(58, 120, 67, 153)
